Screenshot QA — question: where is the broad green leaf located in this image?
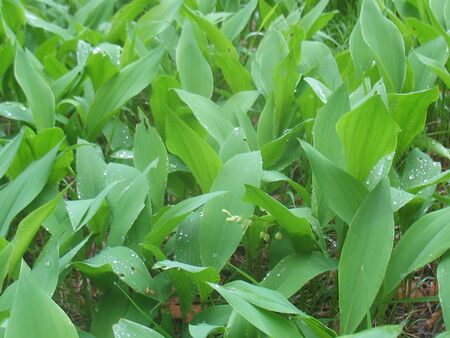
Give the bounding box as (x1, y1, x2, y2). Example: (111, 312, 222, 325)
(0, 190, 62, 284)
(261, 120, 311, 168)
(76, 140, 107, 199)
(5, 264, 79, 338)
(435, 333, 450, 338)
(174, 211, 202, 266)
(108, 169, 149, 246)
(176, 21, 213, 98)
(6, 128, 72, 184)
(105, 0, 151, 41)
(252, 28, 288, 95)
(298, 0, 329, 36)
(409, 37, 449, 91)
(200, 152, 262, 270)
(153, 260, 219, 299)
(415, 134, 450, 160)
(301, 41, 342, 89)
(136, 0, 182, 43)
(0, 129, 23, 180)
(337, 95, 399, 180)
(113, 319, 164, 338)
(438, 252, 450, 328)
(223, 280, 301, 314)
(0, 102, 33, 123)
(175, 89, 233, 145)
(406, 170, 450, 193)
(14, 46, 55, 130)
(189, 305, 231, 338)
(262, 170, 311, 206)
(222, 0, 257, 41)
(313, 83, 350, 168)
(401, 149, 441, 198)
(72, 0, 116, 28)
(31, 238, 59, 296)
(183, 6, 253, 92)
(350, 21, 373, 76)
(389, 87, 439, 157)
(134, 121, 168, 211)
(243, 185, 315, 252)
(66, 182, 117, 231)
(209, 283, 302, 337)
(300, 141, 368, 224)
(84, 47, 164, 139)
(384, 207, 450, 295)
(261, 252, 337, 297)
(339, 179, 394, 334)
(153, 260, 219, 284)
(415, 51, 450, 88)
(339, 325, 403, 338)
(219, 128, 251, 162)
(25, 10, 72, 40)
(0, 145, 58, 236)
(75, 246, 159, 297)
(144, 191, 225, 246)
(360, 0, 406, 92)
(166, 109, 222, 192)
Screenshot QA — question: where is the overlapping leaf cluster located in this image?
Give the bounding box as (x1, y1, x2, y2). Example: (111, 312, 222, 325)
(0, 0, 449, 337)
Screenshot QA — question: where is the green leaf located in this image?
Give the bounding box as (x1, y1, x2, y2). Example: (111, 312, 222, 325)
(0, 129, 23, 180)
(299, 0, 330, 36)
(75, 246, 159, 297)
(384, 207, 450, 296)
(153, 260, 219, 284)
(261, 252, 337, 297)
(76, 140, 107, 199)
(0, 144, 58, 236)
(438, 252, 450, 329)
(401, 149, 441, 198)
(175, 89, 234, 145)
(189, 305, 231, 338)
(0, 102, 33, 123)
(300, 141, 368, 224)
(166, 109, 222, 192)
(339, 179, 394, 334)
(144, 191, 225, 246)
(251, 28, 288, 95)
(337, 95, 399, 180)
(134, 121, 168, 211)
(200, 152, 262, 270)
(222, 0, 258, 41)
(0, 189, 63, 284)
(113, 319, 164, 338)
(183, 6, 253, 93)
(136, 0, 182, 43)
(360, 0, 406, 92)
(14, 46, 55, 130)
(339, 325, 403, 338)
(409, 36, 448, 91)
(153, 260, 219, 299)
(223, 280, 301, 314)
(209, 283, 302, 337)
(350, 21, 373, 77)
(5, 264, 79, 338)
(243, 185, 315, 252)
(389, 87, 439, 157)
(313, 83, 350, 168)
(176, 21, 214, 98)
(84, 46, 164, 139)
(107, 169, 149, 246)
(25, 10, 72, 40)
(415, 51, 450, 88)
